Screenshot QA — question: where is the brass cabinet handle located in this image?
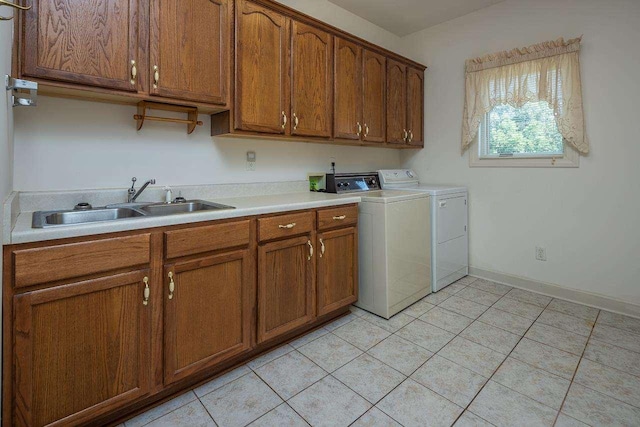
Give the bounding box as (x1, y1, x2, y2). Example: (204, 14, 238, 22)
(281, 111, 287, 129)
(364, 123, 369, 138)
(356, 122, 362, 136)
(307, 240, 313, 260)
(319, 238, 325, 258)
(0, 0, 31, 11)
(403, 129, 408, 142)
(408, 130, 414, 143)
(278, 222, 296, 229)
(130, 60, 137, 85)
(142, 276, 150, 306)
(293, 113, 299, 130)
(333, 215, 346, 220)
(168, 271, 175, 300)
(153, 65, 159, 89)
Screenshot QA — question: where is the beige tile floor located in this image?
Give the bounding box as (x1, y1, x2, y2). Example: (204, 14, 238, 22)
(122, 276, 640, 427)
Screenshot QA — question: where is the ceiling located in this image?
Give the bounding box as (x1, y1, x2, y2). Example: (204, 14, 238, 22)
(328, 0, 506, 36)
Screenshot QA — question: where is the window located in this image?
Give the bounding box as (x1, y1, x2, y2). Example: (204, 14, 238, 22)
(463, 36, 587, 167)
(480, 101, 563, 158)
(470, 100, 579, 167)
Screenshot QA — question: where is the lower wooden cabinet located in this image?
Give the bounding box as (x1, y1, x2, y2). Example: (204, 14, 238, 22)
(257, 235, 316, 343)
(12, 270, 152, 427)
(317, 227, 358, 316)
(163, 249, 254, 384)
(4, 205, 358, 425)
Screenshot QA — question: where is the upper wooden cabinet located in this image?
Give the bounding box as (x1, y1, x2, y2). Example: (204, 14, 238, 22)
(386, 62, 425, 146)
(149, 0, 230, 105)
(291, 21, 333, 138)
(387, 59, 408, 145)
(362, 49, 386, 143)
(164, 249, 254, 385)
(13, 271, 152, 426)
(334, 38, 362, 141)
(234, 0, 289, 134)
(407, 66, 425, 147)
(22, 0, 139, 92)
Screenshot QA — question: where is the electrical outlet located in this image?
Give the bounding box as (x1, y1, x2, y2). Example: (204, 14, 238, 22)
(246, 151, 256, 171)
(535, 246, 547, 261)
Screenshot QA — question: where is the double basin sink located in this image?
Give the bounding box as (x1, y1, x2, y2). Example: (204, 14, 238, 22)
(32, 200, 235, 228)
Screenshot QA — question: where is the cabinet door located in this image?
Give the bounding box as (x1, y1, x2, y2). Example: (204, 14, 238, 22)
(164, 250, 254, 385)
(334, 38, 362, 140)
(291, 21, 333, 138)
(258, 235, 315, 343)
(407, 67, 425, 147)
(22, 0, 138, 91)
(386, 59, 407, 144)
(150, 0, 230, 105)
(13, 271, 152, 426)
(317, 227, 358, 316)
(235, 0, 289, 134)
(362, 50, 386, 143)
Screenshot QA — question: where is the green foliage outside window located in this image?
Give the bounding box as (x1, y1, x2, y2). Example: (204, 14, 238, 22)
(487, 101, 564, 156)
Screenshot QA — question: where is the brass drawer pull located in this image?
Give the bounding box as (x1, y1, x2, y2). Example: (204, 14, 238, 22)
(307, 240, 313, 260)
(403, 129, 408, 142)
(130, 60, 137, 85)
(364, 123, 369, 138)
(319, 238, 325, 257)
(333, 215, 346, 220)
(153, 65, 159, 89)
(281, 111, 287, 129)
(168, 271, 175, 300)
(293, 113, 299, 130)
(356, 122, 362, 136)
(142, 276, 150, 306)
(408, 130, 414, 143)
(278, 222, 296, 229)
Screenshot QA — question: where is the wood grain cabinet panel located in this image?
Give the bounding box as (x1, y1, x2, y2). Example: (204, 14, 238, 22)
(334, 38, 362, 140)
(290, 21, 333, 138)
(258, 235, 315, 343)
(386, 59, 408, 144)
(235, 0, 289, 134)
(258, 211, 314, 242)
(13, 234, 151, 289)
(317, 205, 358, 231)
(164, 250, 254, 384)
(407, 66, 425, 147)
(150, 0, 230, 105)
(362, 50, 386, 143)
(317, 227, 358, 316)
(13, 271, 152, 426)
(22, 0, 139, 91)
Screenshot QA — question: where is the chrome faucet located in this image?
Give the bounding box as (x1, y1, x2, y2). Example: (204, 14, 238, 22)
(128, 177, 156, 203)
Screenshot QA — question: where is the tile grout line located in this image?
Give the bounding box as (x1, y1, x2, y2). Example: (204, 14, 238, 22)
(445, 287, 555, 426)
(551, 309, 600, 427)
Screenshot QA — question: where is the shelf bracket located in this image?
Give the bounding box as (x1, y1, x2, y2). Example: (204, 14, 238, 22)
(5, 75, 38, 107)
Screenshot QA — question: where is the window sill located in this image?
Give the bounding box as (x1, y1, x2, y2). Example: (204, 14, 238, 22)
(469, 144, 580, 168)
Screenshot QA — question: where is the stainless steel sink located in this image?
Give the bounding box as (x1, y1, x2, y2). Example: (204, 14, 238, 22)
(32, 200, 235, 228)
(33, 208, 146, 228)
(139, 200, 235, 216)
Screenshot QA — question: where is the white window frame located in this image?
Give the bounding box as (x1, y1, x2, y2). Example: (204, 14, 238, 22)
(469, 109, 579, 168)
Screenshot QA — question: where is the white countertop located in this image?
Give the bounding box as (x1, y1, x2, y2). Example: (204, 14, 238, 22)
(9, 192, 361, 245)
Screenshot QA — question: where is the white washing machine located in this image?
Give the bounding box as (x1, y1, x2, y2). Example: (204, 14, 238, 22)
(326, 172, 431, 318)
(379, 169, 468, 292)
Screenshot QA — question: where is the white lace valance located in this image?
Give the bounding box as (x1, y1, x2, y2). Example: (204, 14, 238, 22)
(462, 37, 589, 155)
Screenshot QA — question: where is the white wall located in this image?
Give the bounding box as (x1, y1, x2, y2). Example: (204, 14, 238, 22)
(12, 0, 403, 191)
(400, 0, 640, 304)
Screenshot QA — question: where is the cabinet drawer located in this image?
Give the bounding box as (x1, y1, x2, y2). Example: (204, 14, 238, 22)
(13, 234, 151, 288)
(258, 212, 314, 242)
(317, 205, 358, 230)
(165, 219, 251, 259)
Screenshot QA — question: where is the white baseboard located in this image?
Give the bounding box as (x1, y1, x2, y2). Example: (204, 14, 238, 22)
(469, 267, 640, 319)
